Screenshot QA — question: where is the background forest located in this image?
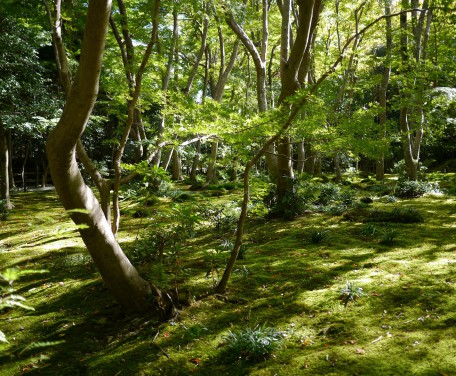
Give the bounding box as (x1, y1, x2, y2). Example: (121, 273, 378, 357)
(1, 0, 456, 375)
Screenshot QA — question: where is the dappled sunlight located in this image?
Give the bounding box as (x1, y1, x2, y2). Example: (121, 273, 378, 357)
(2, 186, 456, 375)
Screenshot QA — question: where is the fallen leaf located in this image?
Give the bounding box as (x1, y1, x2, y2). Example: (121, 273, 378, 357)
(356, 348, 366, 354)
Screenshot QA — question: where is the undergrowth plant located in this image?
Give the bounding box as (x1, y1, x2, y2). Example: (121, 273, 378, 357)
(309, 229, 329, 244)
(220, 324, 284, 363)
(339, 280, 366, 307)
(394, 180, 441, 198)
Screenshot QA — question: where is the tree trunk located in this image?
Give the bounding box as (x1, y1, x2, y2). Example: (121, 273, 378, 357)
(205, 140, 218, 185)
(21, 144, 29, 192)
(296, 139, 305, 174)
(171, 148, 183, 181)
(376, 2, 392, 181)
(7, 129, 15, 191)
(190, 140, 201, 184)
(46, 0, 154, 313)
(276, 136, 294, 207)
(0, 118, 12, 209)
(399, 1, 431, 181)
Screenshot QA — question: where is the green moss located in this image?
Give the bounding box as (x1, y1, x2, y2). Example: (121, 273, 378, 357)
(1, 189, 456, 375)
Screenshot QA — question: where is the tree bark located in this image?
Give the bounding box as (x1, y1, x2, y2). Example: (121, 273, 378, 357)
(46, 0, 153, 313)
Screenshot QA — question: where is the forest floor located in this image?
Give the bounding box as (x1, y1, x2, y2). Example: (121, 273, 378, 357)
(0, 176, 456, 375)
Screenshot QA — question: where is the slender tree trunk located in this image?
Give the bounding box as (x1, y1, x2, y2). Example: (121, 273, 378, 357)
(376, 2, 392, 181)
(0, 117, 12, 209)
(296, 139, 305, 173)
(21, 144, 29, 192)
(7, 130, 14, 191)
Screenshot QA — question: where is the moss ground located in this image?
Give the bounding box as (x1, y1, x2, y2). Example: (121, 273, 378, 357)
(0, 185, 455, 375)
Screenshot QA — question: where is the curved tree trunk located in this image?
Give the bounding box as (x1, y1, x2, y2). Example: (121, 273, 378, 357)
(46, 0, 153, 313)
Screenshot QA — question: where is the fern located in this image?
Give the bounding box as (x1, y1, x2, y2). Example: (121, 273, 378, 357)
(19, 340, 65, 356)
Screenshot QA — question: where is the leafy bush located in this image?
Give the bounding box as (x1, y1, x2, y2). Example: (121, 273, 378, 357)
(394, 180, 430, 198)
(220, 325, 284, 363)
(317, 183, 341, 206)
(384, 195, 398, 203)
(339, 280, 366, 307)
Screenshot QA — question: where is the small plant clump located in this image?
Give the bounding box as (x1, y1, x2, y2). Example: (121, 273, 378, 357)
(309, 229, 328, 244)
(379, 229, 398, 245)
(339, 280, 366, 307)
(220, 325, 284, 363)
(394, 180, 441, 198)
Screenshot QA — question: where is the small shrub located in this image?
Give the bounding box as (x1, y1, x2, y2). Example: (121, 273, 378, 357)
(394, 180, 428, 198)
(220, 325, 284, 363)
(339, 280, 366, 307)
(384, 195, 398, 203)
(317, 183, 341, 206)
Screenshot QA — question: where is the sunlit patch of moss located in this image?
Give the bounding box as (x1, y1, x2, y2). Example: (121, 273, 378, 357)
(1, 186, 456, 374)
